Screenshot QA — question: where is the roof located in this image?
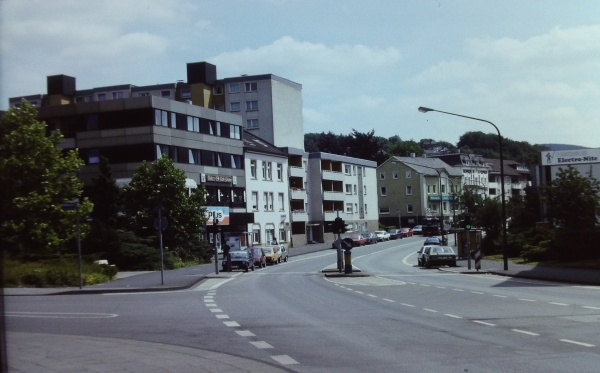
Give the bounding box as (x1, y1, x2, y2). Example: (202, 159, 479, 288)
(483, 158, 524, 177)
(242, 130, 289, 157)
(382, 156, 462, 178)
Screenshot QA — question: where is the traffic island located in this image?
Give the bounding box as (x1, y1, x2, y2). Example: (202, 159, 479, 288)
(321, 268, 371, 278)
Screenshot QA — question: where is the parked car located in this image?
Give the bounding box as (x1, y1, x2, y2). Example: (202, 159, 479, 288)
(222, 250, 255, 272)
(422, 245, 457, 268)
(400, 228, 413, 237)
(387, 229, 403, 240)
(423, 236, 442, 245)
(412, 225, 423, 235)
(344, 234, 367, 246)
(261, 247, 280, 264)
(365, 232, 379, 245)
(248, 247, 267, 268)
(374, 230, 391, 242)
(274, 245, 289, 262)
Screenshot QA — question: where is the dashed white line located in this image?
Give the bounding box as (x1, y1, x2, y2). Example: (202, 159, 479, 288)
(518, 298, 536, 302)
(215, 314, 229, 319)
(420, 284, 431, 287)
(271, 355, 299, 365)
(560, 339, 595, 348)
(355, 291, 364, 294)
(549, 302, 569, 306)
(235, 330, 255, 337)
(583, 306, 600, 310)
(473, 321, 496, 327)
(209, 308, 223, 313)
(383, 298, 395, 302)
(250, 341, 274, 349)
(205, 303, 217, 307)
(367, 294, 377, 298)
(436, 286, 446, 289)
(423, 308, 438, 313)
(223, 321, 240, 327)
(401, 303, 416, 307)
(493, 295, 507, 298)
(445, 314, 462, 319)
(512, 329, 539, 336)
(453, 289, 464, 292)
(471, 291, 484, 295)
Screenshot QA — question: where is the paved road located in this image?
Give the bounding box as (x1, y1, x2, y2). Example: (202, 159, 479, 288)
(5, 238, 600, 372)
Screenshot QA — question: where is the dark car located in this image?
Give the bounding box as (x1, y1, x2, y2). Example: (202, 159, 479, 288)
(423, 237, 442, 245)
(222, 250, 255, 272)
(364, 232, 378, 245)
(387, 229, 403, 240)
(248, 247, 266, 268)
(422, 245, 457, 268)
(344, 234, 367, 246)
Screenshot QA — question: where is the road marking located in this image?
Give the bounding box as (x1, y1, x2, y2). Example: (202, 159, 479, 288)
(453, 289, 464, 291)
(560, 339, 595, 348)
(204, 295, 214, 299)
(193, 277, 235, 291)
(271, 355, 299, 365)
(250, 341, 274, 349)
(401, 303, 416, 307)
(223, 321, 240, 327)
(583, 306, 600, 310)
(493, 295, 507, 298)
(367, 294, 377, 298)
(355, 291, 364, 294)
(236, 330, 255, 337)
(445, 314, 462, 319)
(574, 286, 600, 291)
(512, 329, 539, 336)
(205, 304, 217, 307)
(204, 299, 215, 303)
(471, 291, 484, 295)
(420, 284, 430, 287)
(3, 312, 118, 319)
(407, 282, 415, 285)
(209, 308, 223, 313)
(518, 298, 536, 302)
(473, 321, 496, 327)
(383, 298, 395, 302)
(549, 302, 569, 306)
(216, 314, 229, 319)
(436, 286, 446, 289)
(423, 308, 438, 313)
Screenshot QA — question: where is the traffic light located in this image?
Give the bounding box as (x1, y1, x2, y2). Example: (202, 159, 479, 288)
(464, 214, 472, 230)
(332, 217, 347, 234)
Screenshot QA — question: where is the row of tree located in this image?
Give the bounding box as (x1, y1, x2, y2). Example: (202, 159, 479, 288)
(304, 129, 547, 165)
(1, 101, 212, 270)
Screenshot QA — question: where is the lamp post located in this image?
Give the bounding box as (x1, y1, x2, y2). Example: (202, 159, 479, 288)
(418, 106, 508, 270)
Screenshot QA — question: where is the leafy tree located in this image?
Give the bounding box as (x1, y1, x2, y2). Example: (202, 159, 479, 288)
(542, 166, 600, 230)
(0, 100, 92, 259)
(345, 129, 388, 164)
(120, 156, 209, 263)
(89, 156, 121, 225)
(304, 133, 321, 152)
(386, 139, 423, 157)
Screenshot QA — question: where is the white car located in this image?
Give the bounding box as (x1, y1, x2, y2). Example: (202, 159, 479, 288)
(412, 225, 423, 235)
(374, 230, 391, 242)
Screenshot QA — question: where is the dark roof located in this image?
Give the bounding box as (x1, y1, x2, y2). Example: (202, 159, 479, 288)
(385, 156, 462, 178)
(483, 158, 523, 176)
(243, 130, 288, 157)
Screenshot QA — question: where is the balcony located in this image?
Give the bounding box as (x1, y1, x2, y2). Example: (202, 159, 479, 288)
(290, 187, 307, 200)
(289, 166, 305, 177)
(324, 211, 346, 221)
(323, 190, 345, 201)
(322, 170, 344, 181)
(291, 210, 308, 222)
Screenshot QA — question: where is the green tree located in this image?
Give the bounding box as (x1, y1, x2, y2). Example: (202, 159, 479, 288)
(0, 100, 92, 259)
(120, 156, 209, 263)
(542, 166, 600, 230)
(386, 139, 423, 157)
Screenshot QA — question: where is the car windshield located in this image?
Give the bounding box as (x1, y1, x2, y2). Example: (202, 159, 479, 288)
(262, 248, 273, 253)
(229, 251, 247, 258)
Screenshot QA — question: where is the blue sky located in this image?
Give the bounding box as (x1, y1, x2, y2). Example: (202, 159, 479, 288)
(1, 0, 599, 148)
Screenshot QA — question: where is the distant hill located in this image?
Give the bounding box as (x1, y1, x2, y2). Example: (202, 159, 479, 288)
(539, 144, 589, 151)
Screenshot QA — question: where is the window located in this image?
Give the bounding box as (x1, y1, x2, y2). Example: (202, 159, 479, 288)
(214, 104, 224, 111)
(263, 192, 268, 210)
(161, 90, 171, 98)
(156, 144, 169, 159)
(278, 193, 285, 211)
(427, 185, 431, 194)
(433, 185, 436, 194)
(246, 101, 258, 111)
(277, 163, 283, 181)
(407, 204, 414, 213)
(230, 102, 240, 111)
(231, 155, 242, 169)
(88, 149, 100, 164)
(250, 160, 257, 178)
(213, 86, 223, 95)
(186, 116, 199, 132)
(346, 203, 353, 213)
(86, 114, 98, 130)
(245, 82, 257, 92)
(489, 188, 497, 195)
(345, 184, 352, 194)
(138, 92, 149, 97)
(364, 185, 367, 195)
(247, 119, 259, 128)
(379, 206, 390, 214)
(380, 187, 387, 196)
(251, 192, 258, 210)
(406, 185, 412, 195)
(230, 125, 241, 139)
(279, 229, 286, 243)
(344, 165, 351, 174)
(362, 167, 366, 177)
(155, 109, 169, 127)
(112, 92, 123, 99)
(353, 166, 356, 175)
(380, 172, 385, 180)
(353, 185, 357, 195)
(263, 192, 274, 210)
(229, 83, 240, 93)
(189, 149, 200, 164)
(406, 170, 412, 178)
(443, 201, 447, 212)
(209, 121, 221, 136)
(265, 228, 275, 244)
(252, 229, 260, 244)
(262, 161, 267, 179)
(266, 162, 272, 180)
(84, 95, 93, 102)
(355, 203, 358, 213)
(97, 93, 106, 101)
(181, 89, 191, 98)
(364, 204, 368, 214)
(393, 171, 398, 179)
(441, 185, 446, 193)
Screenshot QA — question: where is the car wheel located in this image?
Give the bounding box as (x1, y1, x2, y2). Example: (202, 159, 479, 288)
(417, 259, 421, 266)
(251, 265, 255, 271)
(425, 259, 431, 269)
(284, 256, 288, 262)
(245, 267, 249, 272)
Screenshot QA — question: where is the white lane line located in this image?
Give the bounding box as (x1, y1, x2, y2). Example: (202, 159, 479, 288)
(583, 306, 600, 310)
(453, 289, 464, 292)
(574, 286, 600, 291)
(355, 291, 364, 294)
(560, 339, 595, 348)
(367, 294, 377, 298)
(401, 303, 416, 307)
(383, 298, 395, 302)
(223, 321, 240, 327)
(512, 329, 539, 336)
(236, 330, 255, 337)
(250, 341, 274, 349)
(204, 299, 215, 303)
(549, 302, 569, 306)
(3, 312, 119, 319)
(407, 282, 415, 285)
(420, 284, 430, 287)
(493, 295, 507, 298)
(204, 295, 214, 299)
(473, 321, 496, 327)
(423, 308, 438, 313)
(209, 309, 223, 313)
(471, 291, 484, 295)
(206, 304, 217, 307)
(445, 314, 462, 319)
(346, 288, 353, 291)
(518, 298, 536, 302)
(215, 314, 230, 319)
(271, 355, 299, 365)
(436, 286, 446, 289)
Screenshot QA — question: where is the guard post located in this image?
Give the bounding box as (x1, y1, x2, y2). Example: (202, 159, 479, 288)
(342, 238, 354, 274)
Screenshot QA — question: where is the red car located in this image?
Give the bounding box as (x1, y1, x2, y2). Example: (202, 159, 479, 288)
(344, 234, 367, 246)
(400, 228, 414, 237)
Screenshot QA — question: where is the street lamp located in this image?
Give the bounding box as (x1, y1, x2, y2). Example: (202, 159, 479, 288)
(418, 106, 508, 270)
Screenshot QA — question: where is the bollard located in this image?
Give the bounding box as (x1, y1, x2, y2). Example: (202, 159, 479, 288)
(475, 246, 481, 271)
(344, 249, 352, 274)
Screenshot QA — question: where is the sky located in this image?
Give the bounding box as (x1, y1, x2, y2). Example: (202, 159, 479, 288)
(1, 0, 600, 148)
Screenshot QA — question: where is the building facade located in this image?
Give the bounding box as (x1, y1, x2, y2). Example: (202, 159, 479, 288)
(428, 153, 491, 199)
